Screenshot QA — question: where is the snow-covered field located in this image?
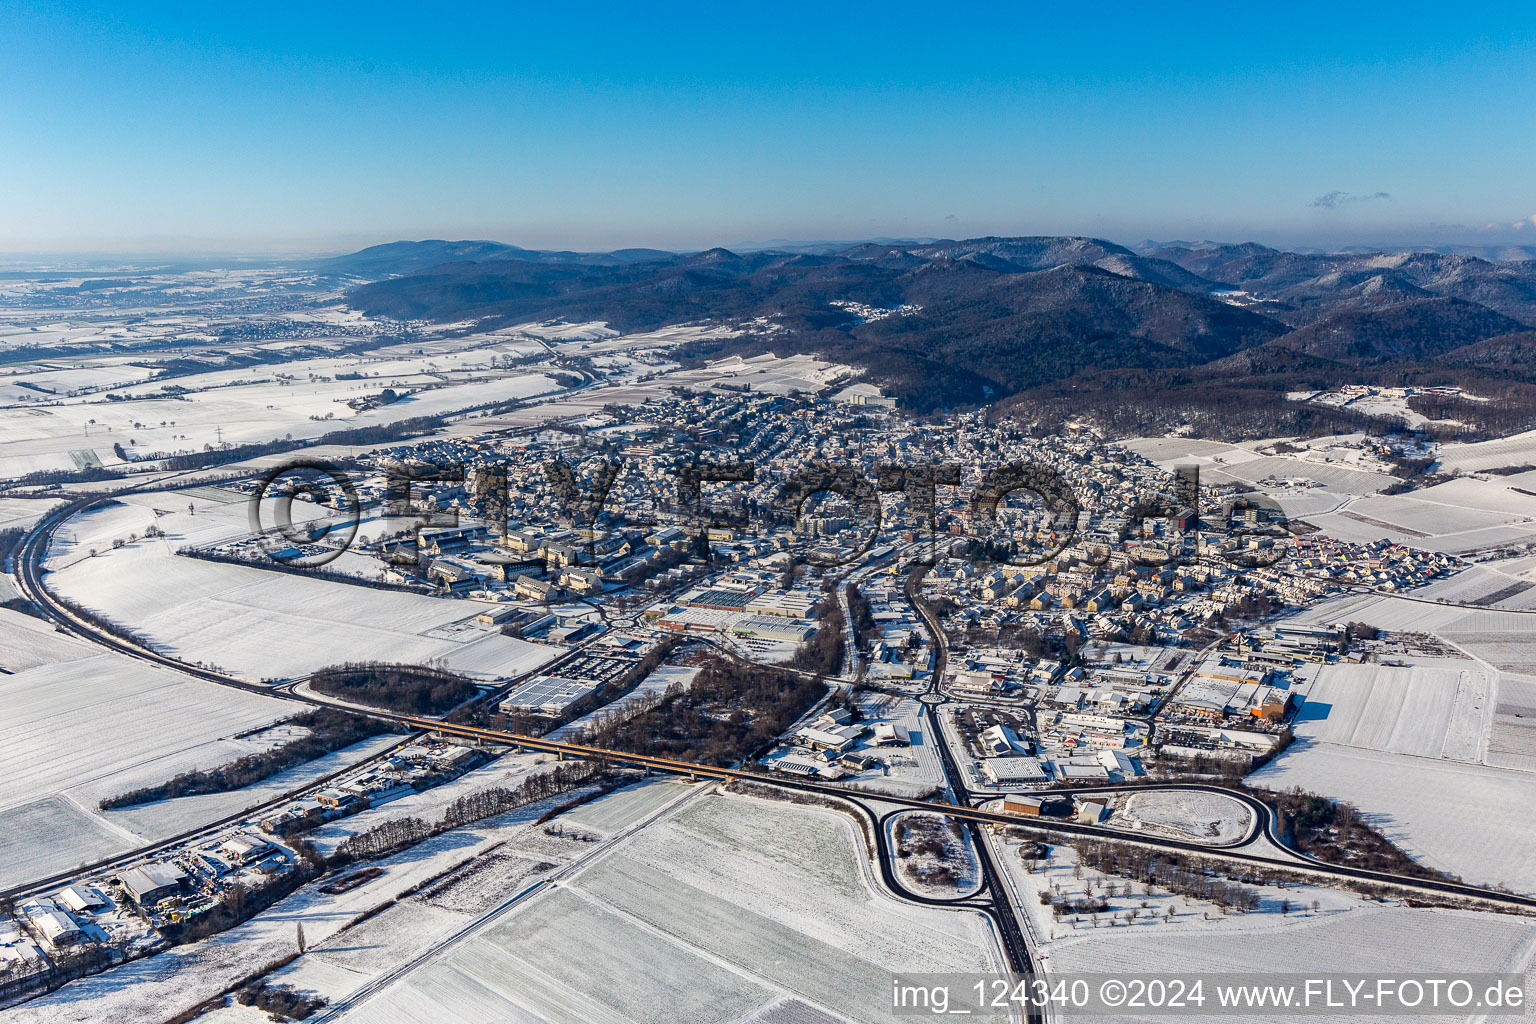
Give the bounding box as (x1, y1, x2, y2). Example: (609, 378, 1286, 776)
(1113, 790, 1254, 845)
(1285, 590, 1535, 636)
(5, 765, 608, 1024)
(0, 346, 562, 479)
(1052, 905, 1536, 1024)
(1298, 480, 1536, 555)
(0, 651, 293, 886)
(1413, 565, 1536, 611)
(1120, 437, 1397, 497)
(992, 830, 1536, 1023)
(43, 493, 559, 681)
(559, 777, 694, 836)
(0, 796, 131, 890)
(1439, 427, 1536, 475)
(1487, 673, 1536, 771)
(0, 495, 66, 532)
(1290, 661, 1491, 762)
(1254, 744, 1536, 892)
(0, 606, 98, 672)
(344, 791, 1005, 1024)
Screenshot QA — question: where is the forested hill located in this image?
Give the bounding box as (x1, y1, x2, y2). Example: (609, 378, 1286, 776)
(338, 236, 1536, 434)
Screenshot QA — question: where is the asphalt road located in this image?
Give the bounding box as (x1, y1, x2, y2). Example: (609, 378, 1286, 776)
(13, 491, 1536, 1015)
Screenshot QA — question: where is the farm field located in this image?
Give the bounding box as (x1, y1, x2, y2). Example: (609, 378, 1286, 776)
(44, 492, 559, 681)
(5, 777, 606, 1024)
(1290, 660, 1492, 762)
(1051, 906, 1536, 1024)
(559, 777, 694, 836)
(1284, 591, 1535, 635)
(0, 651, 295, 886)
(0, 495, 66, 531)
(0, 606, 99, 672)
(382, 889, 774, 1024)
(1438, 428, 1536, 475)
(0, 310, 568, 480)
(1120, 435, 1536, 556)
(1346, 492, 1528, 536)
(1486, 673, 1536, 771)
(1446, 632, 1536, 676)
(1120, 437, 1397, 496)
(990, 827, 1536, 1023)
(1253, 743, 1536, 893)
(1412, 565, 1536, 610)
(0, 796, 131, 890)
(1305, 494, 1536, 554)
(0, 654, 289, 817)
(343, 791, 1005, 1024)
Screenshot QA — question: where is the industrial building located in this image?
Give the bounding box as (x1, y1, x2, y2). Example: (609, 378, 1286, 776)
(980, 756, 1049, 785)
(744, 591, 820, 618)
(117, 863, 189, 906)
(499, 674, 601, 718)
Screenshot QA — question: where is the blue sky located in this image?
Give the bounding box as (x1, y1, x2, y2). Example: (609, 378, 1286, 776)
(3, 2, 1535, 253)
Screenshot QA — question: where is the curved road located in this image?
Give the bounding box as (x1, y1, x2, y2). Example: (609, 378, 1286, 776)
(11, 492, 1536, 999)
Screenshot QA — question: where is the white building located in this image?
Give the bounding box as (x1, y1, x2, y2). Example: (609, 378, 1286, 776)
(980, 756, 1049, 785)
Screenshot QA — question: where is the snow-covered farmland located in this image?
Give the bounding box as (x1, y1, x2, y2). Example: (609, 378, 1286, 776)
(0, 652, 292, 887)
(5, 769, 612, 1024)
(0, 349, 562, 479)
(343, 791, 1006, 1024)
(0, 495, 67, 532)
(1120, 437, 1398, 497)
(1413, 564, 1536, 611)
(992, 829, 1536, 1023)
(1439, 427, 1536, 475)
(1254, 744, 1536, 893)
(1285, 589, 1535, 636)
(1486, 673, 1536, 772)
(1290, 660, 1492, 762)
(43, 492, 559, 681)
(0, 797, 131, 891)
(1051, 906, 1536, 1024)
(558, 776, 693, 836)
(0, 606, 98, 672)
(1300, 481, 1536, 554)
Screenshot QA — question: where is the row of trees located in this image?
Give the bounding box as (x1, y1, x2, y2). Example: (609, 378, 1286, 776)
(790, 601, 846, 676)
(101, 710, 397, 808)
(845, 583, 875, 653)
(335, 761, 602, 862)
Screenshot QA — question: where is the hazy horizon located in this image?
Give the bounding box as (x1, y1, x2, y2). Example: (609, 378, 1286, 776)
(5, 232, 1536, 267)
